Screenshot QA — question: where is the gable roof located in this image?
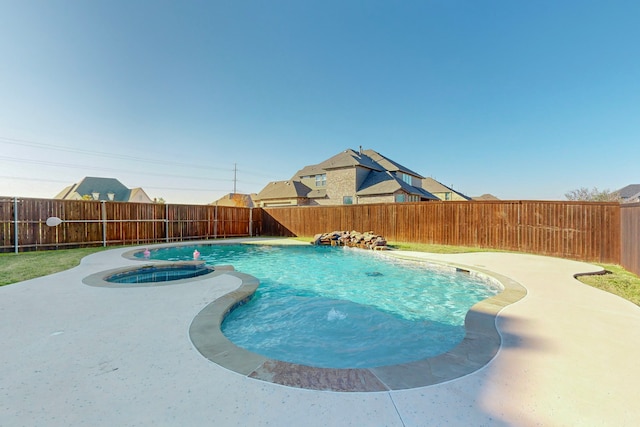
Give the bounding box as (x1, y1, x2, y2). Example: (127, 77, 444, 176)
(212, 193, 256, 207)
(422, 177, 472, 200)
(361, 149, 423, 178)
(472, 193, 500, 201)
(617, 184, 640, 199)
(316, 149, 384, 172)
(295, 148, 424, 180)
(357, 171, 438, 199)
(293, 164, 326, 178)
(54, 184, 76, 200)
(129, 187, 153, 203)
(257, 180, 311, 200)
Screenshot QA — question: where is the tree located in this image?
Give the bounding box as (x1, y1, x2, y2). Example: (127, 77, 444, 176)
(565, 187, 620, 202)
(153, 197, 166, 204)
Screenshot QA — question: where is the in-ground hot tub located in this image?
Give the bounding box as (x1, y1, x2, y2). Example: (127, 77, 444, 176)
(105, 263, 215, 284)
(83, 261, 222, 288)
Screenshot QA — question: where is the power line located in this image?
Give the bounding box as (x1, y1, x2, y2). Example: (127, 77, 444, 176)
(0, 156, 234, 182)
(0, 135, 282, 182)
(0, 135, 283, 178)
(0, 136, 234, 172)
(0, 176, 232, 194)
(0, 175, 72, 184)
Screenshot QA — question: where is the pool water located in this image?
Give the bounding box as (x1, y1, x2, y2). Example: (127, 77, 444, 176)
(143, 244, 501, 368)
(106, 264, 213, 284)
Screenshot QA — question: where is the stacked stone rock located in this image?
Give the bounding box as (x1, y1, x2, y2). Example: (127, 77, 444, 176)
(311, 230, 387, 250)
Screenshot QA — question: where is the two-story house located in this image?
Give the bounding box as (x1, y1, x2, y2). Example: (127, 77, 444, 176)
(256, 148, 439, 207)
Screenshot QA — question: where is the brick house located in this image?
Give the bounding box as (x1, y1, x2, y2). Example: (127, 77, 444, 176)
(256, 148, 439, 207)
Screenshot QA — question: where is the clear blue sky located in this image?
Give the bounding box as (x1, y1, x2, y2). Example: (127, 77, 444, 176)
(1, 1, 638, 204)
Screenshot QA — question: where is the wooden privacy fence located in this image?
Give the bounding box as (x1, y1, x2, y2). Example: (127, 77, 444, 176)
(621, 203, 640, 277)
(262, 201, 623, 264)
(2, 197, 638, 276)
(0, 197, 259, 252)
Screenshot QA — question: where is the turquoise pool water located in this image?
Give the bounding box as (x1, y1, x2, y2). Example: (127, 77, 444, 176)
(143, 244, 501, 368)
(106, 264, 213, 284)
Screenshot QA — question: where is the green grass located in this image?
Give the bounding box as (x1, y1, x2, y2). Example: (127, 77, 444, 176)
(2, 240, 639, 307)
(0, 247, 110, 286)
(576, 264, 640, 306)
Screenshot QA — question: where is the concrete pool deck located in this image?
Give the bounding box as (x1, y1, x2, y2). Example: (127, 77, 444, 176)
(1, 238, 640, 426)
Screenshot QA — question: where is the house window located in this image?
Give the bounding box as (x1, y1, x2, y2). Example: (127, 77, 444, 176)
(445, 192, 451, 200)
(395, 194, 405, 202)
(343, 196, 353, 205)
(315, 174, 326, 187)
(402, 173, 412, 185)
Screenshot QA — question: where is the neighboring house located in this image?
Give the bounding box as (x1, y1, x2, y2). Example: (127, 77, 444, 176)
(211, 193, 257, 208)
(256, 148, 439, 207)
(472, 194, 500, 201)
(421, 177, 472, 201)
(616, 184, 640, 204)
(54, 177, 153, 203)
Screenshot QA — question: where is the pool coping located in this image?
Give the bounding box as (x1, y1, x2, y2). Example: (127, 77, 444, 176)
(82, 261, 236, 288)
(185, 246, 527, 392)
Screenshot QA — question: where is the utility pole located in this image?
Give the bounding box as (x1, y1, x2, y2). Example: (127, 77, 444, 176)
(233, 163, 237, 194)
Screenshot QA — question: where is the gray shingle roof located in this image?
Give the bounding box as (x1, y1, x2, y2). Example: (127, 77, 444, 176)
(306, 189, 327, 199)
(257, 180, 311, 200)
(58, 177, 131, 201)
(617, 184, 640, 199)
(317, 149, 384, 171)
(292, 164, 326, 179)
(356, 171, 438, 199)
(361, 149, 424, 178)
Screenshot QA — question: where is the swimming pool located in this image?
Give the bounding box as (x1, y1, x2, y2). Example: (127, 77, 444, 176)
(143, 244, 501, 369)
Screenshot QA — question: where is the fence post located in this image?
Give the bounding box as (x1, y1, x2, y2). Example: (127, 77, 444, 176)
(249, 207, 253, 237)
(165, 204, 169, 243)
(13, 197, 18, 253)
(214, 204, 218, 239)
(101, 201, 107, 247)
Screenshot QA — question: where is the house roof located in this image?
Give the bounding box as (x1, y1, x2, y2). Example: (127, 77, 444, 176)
(55, 177, 131, 201)
(356, 171, 439, 199)
(316, 149, 384, 172)
(257, 148, 440, 203)
(257, 180, 311, 200)
(129, 188, 153, 203)
(422, 177, 472, 200)
(212, 193, 256, 207)
(54, 184, 76, 200)
(293, 164, 326, 179)
(472, 193, 500, 201)
(306, 189, 327, 199)
(295, 148, 423, 179)
(617, 184, 640, 199)
(361, 149, 424, 178)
